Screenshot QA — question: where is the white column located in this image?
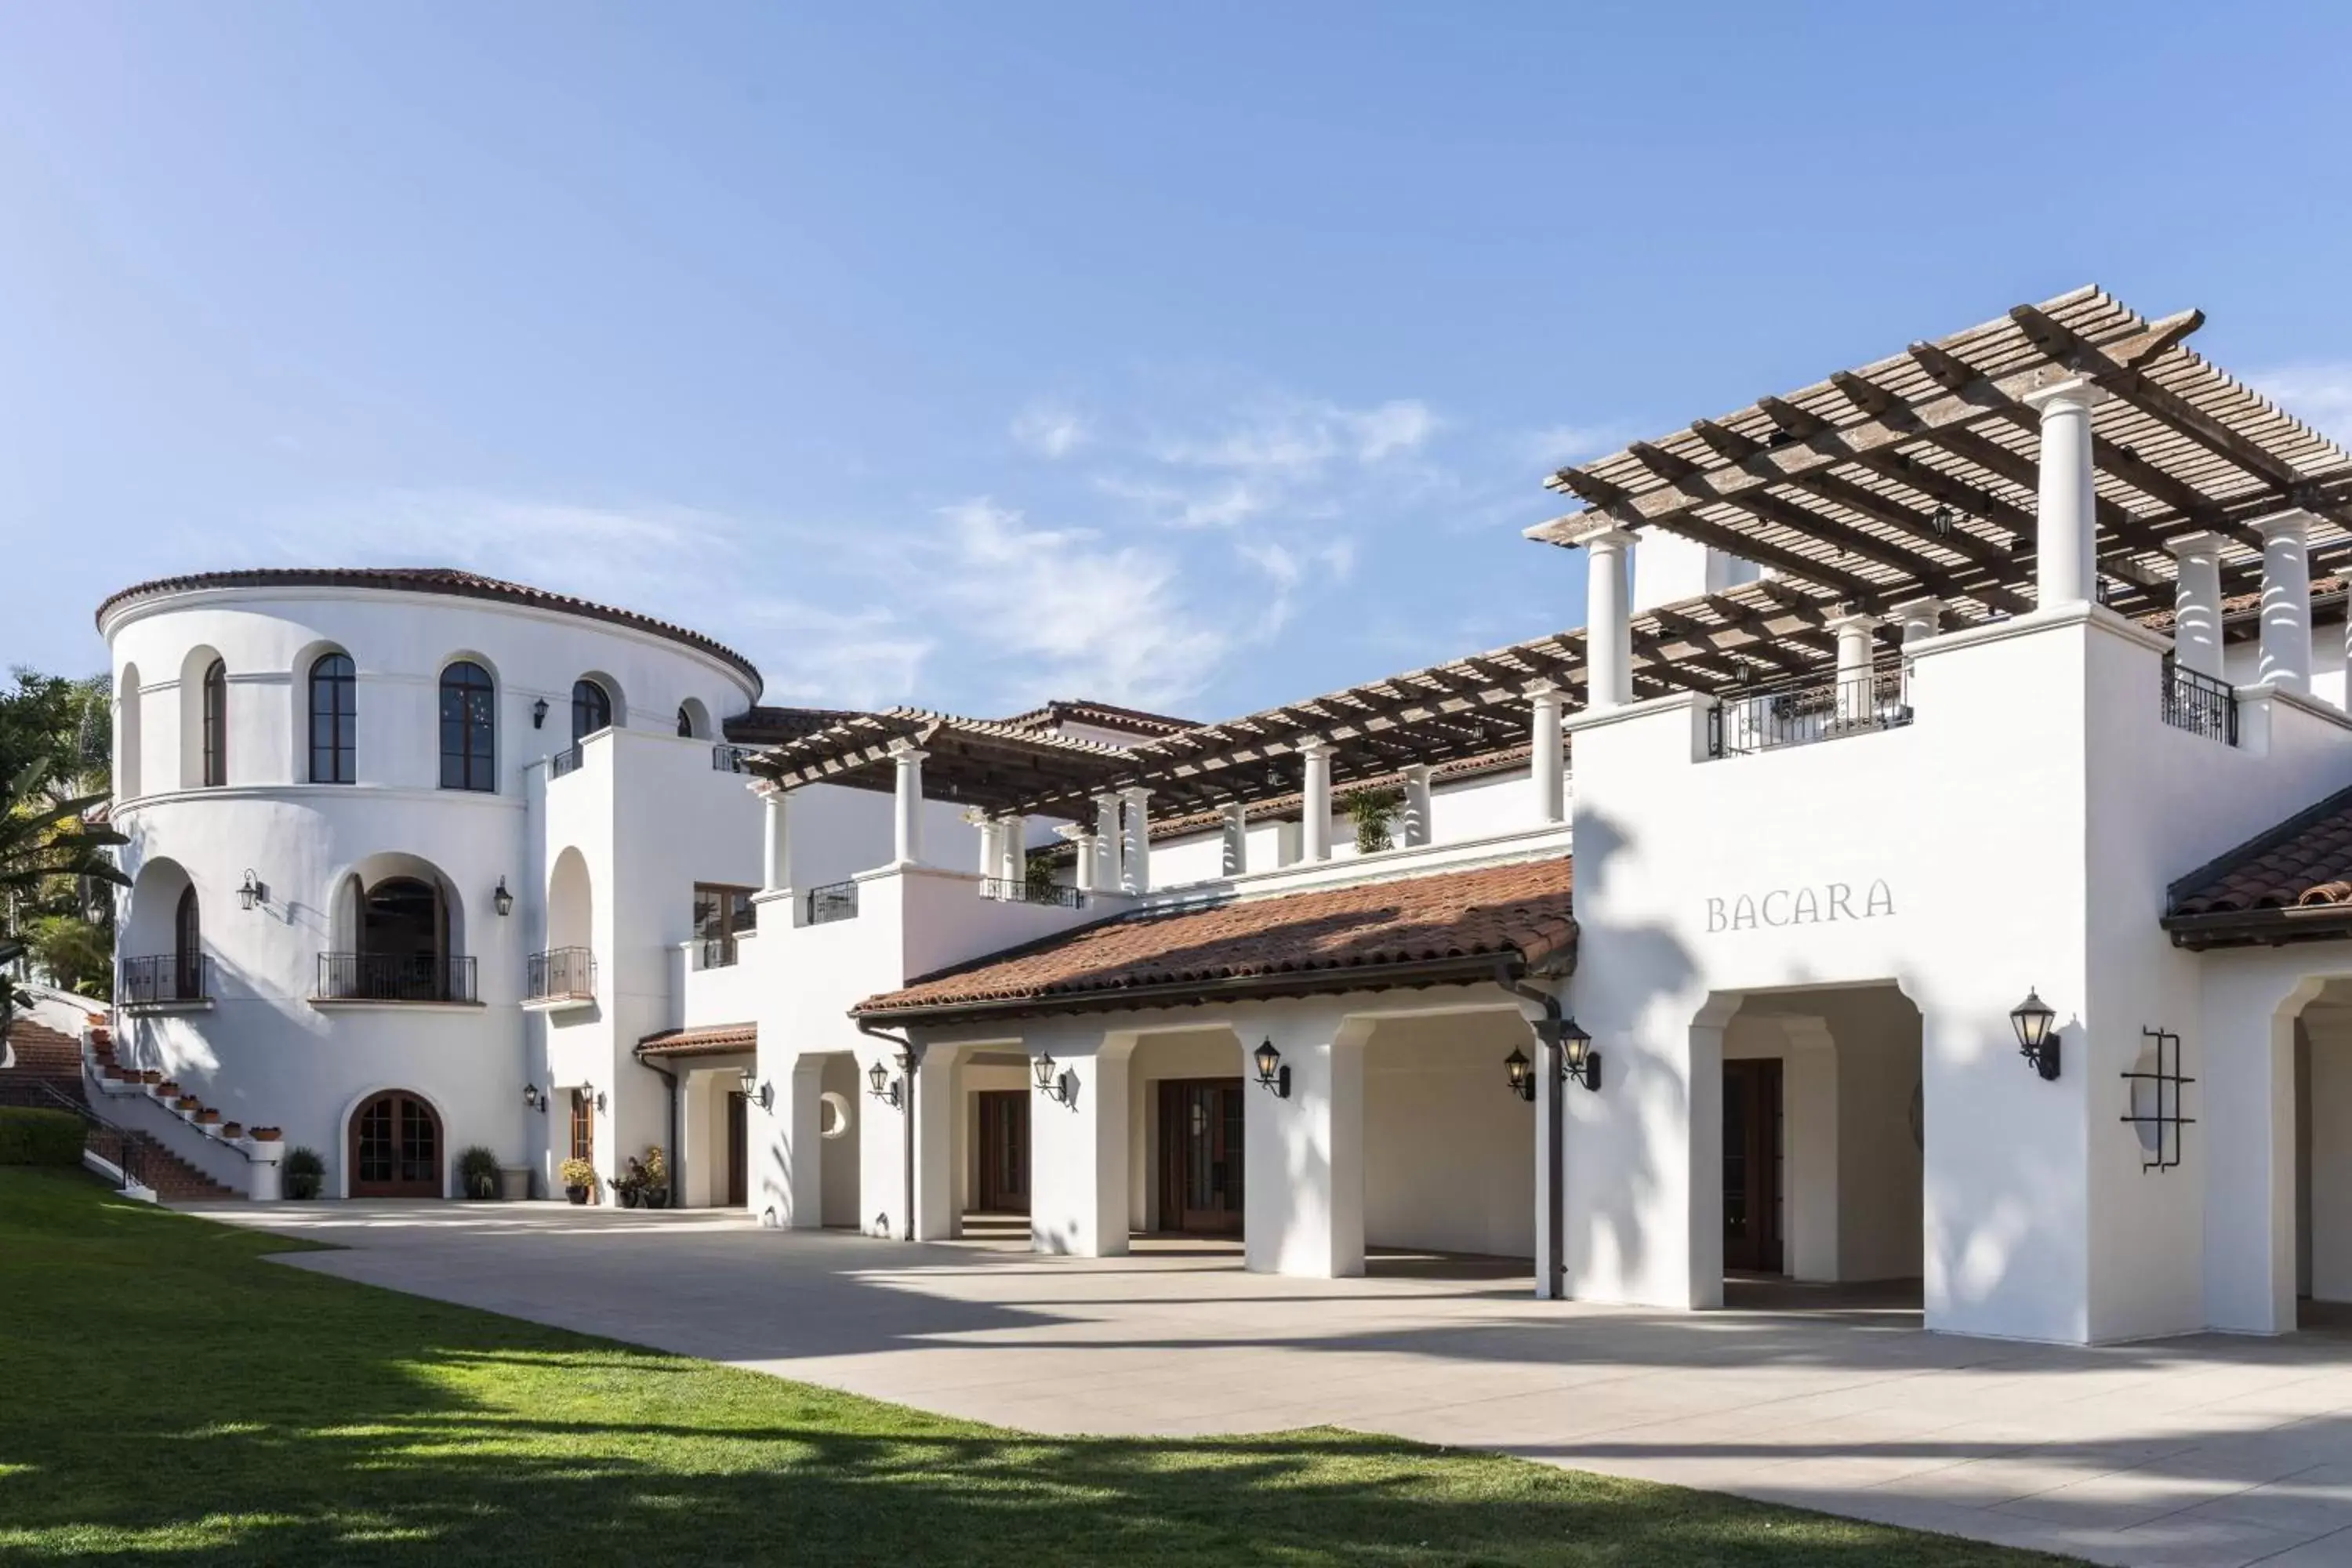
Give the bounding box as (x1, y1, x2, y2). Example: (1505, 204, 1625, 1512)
(2166, 532, 2226, 680)
(1569, 522, 1636, 710)
(1219, 803, 1249, 877)
(757, 784, 792, 893)
(1526, 681, 1564, 825)
(971, 811, 1001, 880)
(1298, 739, 1334, 862)
(996, 814, 1026, 884)
(1894, 597, 1944, 644)
(1241, 1014, 1369, 1278)
(1058, 823, 1097, 894)
(890, 742, 927, 866)
(1828, 612, 1882, 728)
(2022, 376, 2103, 611)
(1400, 764, 1433, 848)
(1120, 786, 1152, 894)
(2258, 510, 2314, 695)
(1091, 793, 1122, 893)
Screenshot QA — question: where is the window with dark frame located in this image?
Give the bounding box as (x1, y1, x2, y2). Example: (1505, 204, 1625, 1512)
(309, 652, 356, 784)
(173, 884, 201, 1000)
(693, 881, 757, 964)
(571, 678, 612, 742)
(439, 661, 496, 791)
(201, 658, 227, 786)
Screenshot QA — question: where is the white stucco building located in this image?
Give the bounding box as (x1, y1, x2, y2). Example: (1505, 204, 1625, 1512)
(90, 285, 2352, 1347)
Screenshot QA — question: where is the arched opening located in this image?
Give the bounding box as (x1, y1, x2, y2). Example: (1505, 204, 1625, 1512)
(173, 885, 202, 999)
(677, 698, 711, 740)
(201, 658, 227, 786)
(437, 659, 496, 792)
(116, 663, 141, 800)
(533, 847, 595, 1003)
(178, 645, 226, 789)
(323, 855, 471, 1002)
(348, 1090, 444, 1198)
(121, 858, 201, 1005)
(308, 651, 356, 784)
(571, 677, 613, 742)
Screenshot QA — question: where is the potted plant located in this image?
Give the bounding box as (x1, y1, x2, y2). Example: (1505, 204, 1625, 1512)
(220, 1122, 243, 1139)
(639, 1145, 670, 1210)
(1342, 786, 1402, 855)
(282, 1146, 325, 1200)
(195, 1108, 220, 1127)
(559, 1157, 597, 1204)
(457, 1145, 501, 1200)
(608, 1157, 647, 1209)
(140, 1069, 162, 1085)
(249, 1126, 282, 1145)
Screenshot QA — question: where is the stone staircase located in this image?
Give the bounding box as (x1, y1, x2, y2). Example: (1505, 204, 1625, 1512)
(1, 1022, 238, 1201)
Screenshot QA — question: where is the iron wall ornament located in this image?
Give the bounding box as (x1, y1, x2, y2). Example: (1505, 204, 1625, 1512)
(2121, 1028, 2194, 1171)
(493, 877, 514, 916)
(1031, 1052, 1074, 1105)
(1554, 1016, 1602, 1092)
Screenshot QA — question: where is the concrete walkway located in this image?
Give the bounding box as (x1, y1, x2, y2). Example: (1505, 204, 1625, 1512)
(192, 1200, 2352, 1567)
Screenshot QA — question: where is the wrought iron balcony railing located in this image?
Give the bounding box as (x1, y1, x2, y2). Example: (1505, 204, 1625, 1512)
(525, 946, 596, 1002)
(316, 953, 479, 1004)
(804, 880, 860, 926)
(979, 877, 1085, 909)
(1709, 662, 1912, 758)
(694, 936, 741, 971)
(712, 743, 757, 773)
(548, 743, 586, 779)
(120, 953, 211, 1006)
(2161, 658, 2238, 746)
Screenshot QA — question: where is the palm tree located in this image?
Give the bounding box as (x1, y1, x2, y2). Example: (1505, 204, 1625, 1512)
(1, 756, 126, 903)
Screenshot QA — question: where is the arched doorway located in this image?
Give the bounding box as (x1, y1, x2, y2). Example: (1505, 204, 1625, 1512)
(349, 1091, 443, 1198)
(361, 876, 449, 1000)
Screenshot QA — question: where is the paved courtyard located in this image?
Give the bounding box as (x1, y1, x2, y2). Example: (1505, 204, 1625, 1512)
(192, 1200, 2352, 1567)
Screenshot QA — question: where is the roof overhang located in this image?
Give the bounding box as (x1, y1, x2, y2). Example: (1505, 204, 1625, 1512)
(749, 708, 1138, 815)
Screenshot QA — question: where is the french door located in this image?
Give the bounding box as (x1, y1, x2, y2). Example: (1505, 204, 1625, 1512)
(1158, 1079, 1245, 1235)
(975, 1091, 1030, 1213)
(1722, 1059, 1784, 1273)
(350, 1091, 442, 1198)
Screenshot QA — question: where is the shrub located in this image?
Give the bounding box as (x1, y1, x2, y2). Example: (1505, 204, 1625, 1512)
(281, 1145, 325, 1200)
(457, 1145, 501, 1200)
(558, 1156, 597, 1191)
(640, 1145, 667, 1189)
(1342, 786, 1402, 855)
(0, 1108, 85, 1167)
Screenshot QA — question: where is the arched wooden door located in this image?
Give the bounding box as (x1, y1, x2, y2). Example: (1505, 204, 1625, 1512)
(349, 1091, 444, 1198)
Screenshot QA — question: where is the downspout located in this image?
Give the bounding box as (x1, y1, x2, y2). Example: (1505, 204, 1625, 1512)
(857, 1017, 924, 1242)
(630, 1045, 682, 1206)
(1496, 956, 1566, 1302)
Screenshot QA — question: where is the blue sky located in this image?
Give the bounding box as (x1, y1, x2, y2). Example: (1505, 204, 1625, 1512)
(5, 3, 2350, 720)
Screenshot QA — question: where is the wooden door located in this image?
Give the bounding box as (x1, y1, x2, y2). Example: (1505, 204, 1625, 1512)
(1722, 1059, 1784, 1273)
(975, 1091, 1030, 1213)
(1158, 1079, 1245, 1235)
(350, 1091, 442, 1198)
(725, 1091, 748, 1208)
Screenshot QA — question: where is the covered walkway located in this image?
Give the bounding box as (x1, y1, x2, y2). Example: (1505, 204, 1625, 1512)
(197, 1200, 2352, 1568)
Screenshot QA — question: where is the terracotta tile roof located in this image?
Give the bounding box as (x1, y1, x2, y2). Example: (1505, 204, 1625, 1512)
(855, 856, 1574, 1023)
(2161, 782, 2352, 948)
(996, 699, 1200, 738)
(95, 567, 761, 689)
(722, 706, 870, 746)
(636, 1022, 757, 1058)
(2140, 576, 2348, 637)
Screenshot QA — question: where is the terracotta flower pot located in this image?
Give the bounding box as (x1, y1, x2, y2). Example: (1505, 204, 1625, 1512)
(174, 1096, 200, 1113)
(220, 1123, 243, 1139)
(196, 1109, 220, 1126)
(147, 1073, 169, 1089)
(249, 1127, 282, 1144)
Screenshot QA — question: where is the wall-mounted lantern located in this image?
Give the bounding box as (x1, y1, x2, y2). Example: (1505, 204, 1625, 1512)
(866, 1055, 904, 1109)
(738, 1068, 772, 1112)
(1504, 1046, 1534, 1102)
(1557, 1015, 1601, 1092)
(1032, 1051, 1074, 1105)
(579, 1080, 604, 1113)
(1254, 1038, 1290, 1099)
(237, 869, 267, 911)
(493, 877, 514, 917)
(2010, 988, 2061, 1080)
(532, 698, 550, 729)
(523, 1083, 546, 1113)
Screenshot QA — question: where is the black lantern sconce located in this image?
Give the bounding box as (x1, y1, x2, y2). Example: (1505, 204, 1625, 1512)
(738, 1068, 772, 1112)
(523, 1083, 546, 1114)
(1254, 1038, 1290, 1098)
(237, 869, 268, 911)
(532, 697, 550, 729)
(1032, 1051, 1075, 1105)
(2010, 988, 2062, 1080)
(579, 1080, 605, 1114)
(1555, 1015, 1600, 1092)
(1504, 1047, 1534, 1102)
(867, 1053, 908, 1109)
(493, 877, 514, 917)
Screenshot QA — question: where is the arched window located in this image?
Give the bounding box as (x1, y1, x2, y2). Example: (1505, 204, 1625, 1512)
(677, 704, 693, 738)
(358, 876, 449, 1000)
(309, 652, 356, 784)
(117, 664, 142, 800)
(173, 884, 202, 1000)
(571, 679, 612, 742)
(201, 659, 227, 787)
(439, 662, 495, 792)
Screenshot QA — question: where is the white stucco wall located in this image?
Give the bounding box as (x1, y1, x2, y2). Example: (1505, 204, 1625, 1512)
(1362, 1011, 1535, 1258)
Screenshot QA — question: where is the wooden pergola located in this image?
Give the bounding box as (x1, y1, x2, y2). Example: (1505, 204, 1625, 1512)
(746, 707, 1139, 816)
(1529, 285, 2352, 622)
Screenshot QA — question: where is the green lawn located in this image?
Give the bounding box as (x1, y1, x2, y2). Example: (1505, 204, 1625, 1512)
(0, 1169, 2075, 1566)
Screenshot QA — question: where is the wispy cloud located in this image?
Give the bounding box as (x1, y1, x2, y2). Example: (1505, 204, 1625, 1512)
(2251, 365, 2352, 449)
(1011, 401, 1089, 459)
(1512, 420, 1639, 471)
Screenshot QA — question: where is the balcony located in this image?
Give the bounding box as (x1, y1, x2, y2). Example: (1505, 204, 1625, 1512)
(804, 880, 860, 926)
(693, 935, 741, 970)
(1709, 661, 1911, 758)
(979, 877, 1085, 909)
(548, 742, 586, 779)
(524, 946, 597, 1009)
(314, 953, 480, 1006)
(2161, 659, 2238, 746)
(711, 743, 757, 773)
(119, 954, 212, 1011)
